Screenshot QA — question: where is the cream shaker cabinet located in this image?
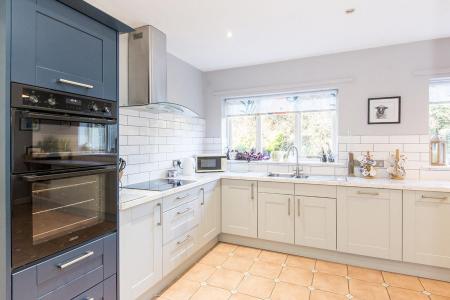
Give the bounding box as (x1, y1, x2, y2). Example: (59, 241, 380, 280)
(221, 179, 258, 238)
(404, 190, 450, 268)
(258, 193, 295, 243)
(337, 187, 402, 260)
(198, 181, 221, 247)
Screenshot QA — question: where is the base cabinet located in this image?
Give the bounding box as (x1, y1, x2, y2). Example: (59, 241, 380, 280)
(221, 179, 258, 238)
(120, 199, 162, 300)
(258, 193, 294, 243)
(198, 181, 221, 247)
(337, 187, 402, 260)
(295, 196, 336, 250)
(404, 191, 450, 268)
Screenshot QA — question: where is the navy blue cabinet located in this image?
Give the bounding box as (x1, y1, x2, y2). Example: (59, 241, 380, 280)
(11, 0, 117, 100)
(12, 233, 117, 300)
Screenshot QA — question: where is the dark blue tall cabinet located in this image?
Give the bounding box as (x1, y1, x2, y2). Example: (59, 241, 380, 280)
(0, 0, 132, 299)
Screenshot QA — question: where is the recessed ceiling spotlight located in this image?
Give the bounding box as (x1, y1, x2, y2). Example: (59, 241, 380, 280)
(226, 31, 233, 38)
(345, 8, 355, 14)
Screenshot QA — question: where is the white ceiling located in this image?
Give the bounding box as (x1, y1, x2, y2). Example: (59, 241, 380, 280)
(86, 0, 450, 71)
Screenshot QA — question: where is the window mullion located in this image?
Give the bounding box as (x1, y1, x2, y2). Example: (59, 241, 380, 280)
(256, 115, 262, 153)
(296, 113, 302, 159)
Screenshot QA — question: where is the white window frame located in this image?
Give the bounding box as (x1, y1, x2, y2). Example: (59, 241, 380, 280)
(429, 78, 450, 165)
(225, 90, 338, 160)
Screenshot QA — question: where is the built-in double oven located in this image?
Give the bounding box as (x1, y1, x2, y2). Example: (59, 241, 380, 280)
(10, 83, 118, 270)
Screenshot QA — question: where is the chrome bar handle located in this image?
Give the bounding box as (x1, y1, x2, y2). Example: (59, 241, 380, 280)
(421, 195, 447, 200)
(157, 203, 162, 226)
(251, 183, 255, 200)
(177, 234, 191, 245)
(200, 188, 205, 205)
(297, 198, 300, 217)
(57, 251, 94, 270)
(357, 191, 379, 196)
(288, 198, 291, 216)
(85, 298, 94, 300)
(177, 207, 191, 215)
(58, 78, 94, 89)
(176, 194, 190, 200)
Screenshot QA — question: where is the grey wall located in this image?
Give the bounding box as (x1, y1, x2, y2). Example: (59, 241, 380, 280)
(203, 38, 450, 137)
(119, 34, 204, 116)
(0, 0, 10, 299)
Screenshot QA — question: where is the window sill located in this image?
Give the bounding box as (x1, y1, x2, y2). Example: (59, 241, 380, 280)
(227, 159, 345, 168)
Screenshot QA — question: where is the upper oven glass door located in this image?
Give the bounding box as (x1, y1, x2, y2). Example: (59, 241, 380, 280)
(11, 166, 117, 270)
(12, 109, 117, 174)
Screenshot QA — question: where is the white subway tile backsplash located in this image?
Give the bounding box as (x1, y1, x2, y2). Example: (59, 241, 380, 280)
(361, 136, 389, 143)
(339, 136, 361, 144)
(347, 144, 374, 152)
(404, 143, 429, 153)
(389, 135, 420, 144)
(128, 116, 149, 127)
(373, 144, 403, 152)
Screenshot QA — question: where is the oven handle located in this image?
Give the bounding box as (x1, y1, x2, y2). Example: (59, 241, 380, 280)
(22, 111, 116, 125)
(21, 166, 116, 182)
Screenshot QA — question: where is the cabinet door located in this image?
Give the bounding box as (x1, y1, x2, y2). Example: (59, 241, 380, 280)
(295, 196, 336, 250)
(221, 179, 257, 238)
(199, 182, 221, 247)
(337, 187, 402, 260)
(258, 193, 294, 244)
(12, 0, 117, 100)
(120, 199, 163, 300)
(404, 191, 450, 268)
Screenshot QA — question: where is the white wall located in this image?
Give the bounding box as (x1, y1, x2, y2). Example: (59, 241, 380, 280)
(119, 34, 204, 116)
(203, 38, 450, 137)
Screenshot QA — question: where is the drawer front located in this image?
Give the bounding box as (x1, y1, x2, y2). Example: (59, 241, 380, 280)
(163, 199, 200, 244)
(295, 184, 337, 198)
(343, 187, 391, 199)
(12, 233, 117, 300)
(72, 281, 103, 300)
(11, 0, 117, 100)
(163, 227, 198, 276)
(163, 187, 201, 212)
(258, 181, 294, 195)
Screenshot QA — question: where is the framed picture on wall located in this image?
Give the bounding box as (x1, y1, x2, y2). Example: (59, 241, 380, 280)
(368, 96, 401, 124)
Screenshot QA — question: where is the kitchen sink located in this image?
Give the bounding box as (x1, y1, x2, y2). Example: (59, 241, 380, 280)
(267, 172, 309, 179)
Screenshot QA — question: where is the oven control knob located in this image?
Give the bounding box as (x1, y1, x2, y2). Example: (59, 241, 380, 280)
(29, 95, 39, 104)
(90, 103, 99, 112)
(47, 97, 56, 106)
(103, 106, 111, 114)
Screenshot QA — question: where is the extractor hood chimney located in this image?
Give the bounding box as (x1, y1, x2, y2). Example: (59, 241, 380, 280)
(125, 25, 199, 117)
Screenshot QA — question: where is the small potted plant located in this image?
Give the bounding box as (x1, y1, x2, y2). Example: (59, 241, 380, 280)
(267, 134, 290, 162)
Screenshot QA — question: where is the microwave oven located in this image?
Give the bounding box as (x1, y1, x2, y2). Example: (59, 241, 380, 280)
(196, 155, 227, 173)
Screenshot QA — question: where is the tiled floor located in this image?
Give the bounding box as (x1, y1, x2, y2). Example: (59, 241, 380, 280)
(157, 243, 450, 300)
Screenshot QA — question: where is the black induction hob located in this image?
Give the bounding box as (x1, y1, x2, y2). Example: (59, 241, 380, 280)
(125, 179, 196, 191)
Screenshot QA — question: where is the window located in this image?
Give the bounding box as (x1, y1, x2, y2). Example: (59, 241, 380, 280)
(429, 79, 450, 164)
(225, 90, 337, 160)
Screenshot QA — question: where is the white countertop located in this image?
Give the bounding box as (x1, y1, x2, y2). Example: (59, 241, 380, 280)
(119, 172, 450, 210)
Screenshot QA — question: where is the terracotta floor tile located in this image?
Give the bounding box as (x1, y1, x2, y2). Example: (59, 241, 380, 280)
(182, 263, 216, 282)
(431, 295, 450, 300)
(211, 242, 238, 254)
(382, 272, 423, 291)
(278, 266, 313, 286)
(161, 279, 200, 300)
(271, 282, 310, 300)
(316, 260, 347, 276)
(349, 278, 389, 300)
(310, 290, 348, 300)
(347, 265, 383, 283)
(249, 260, 282, 279)
(420, 278, 450, 297)
(207, 268, 244, 290)
(237, 275, 275, 299)
(223, 255, 255, 272)
(199, 251, 228, 267)
(258, 250, 287, 264)
(313, 272, 349, 295)
(190, 285, 231, 300)
(234, 246, 261, 258)
(229, 293, 261, 300)
(388, 286, 429, 300)
(285, 255, 316, 270)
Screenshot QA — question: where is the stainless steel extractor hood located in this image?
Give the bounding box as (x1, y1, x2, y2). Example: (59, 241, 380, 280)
(125, 25, 199, 117)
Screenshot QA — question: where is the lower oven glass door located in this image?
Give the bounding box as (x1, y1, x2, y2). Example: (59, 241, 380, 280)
(11, 166, 117, 270)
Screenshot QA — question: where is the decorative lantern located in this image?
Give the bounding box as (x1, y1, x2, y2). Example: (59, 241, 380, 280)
(430, 135, 447, 166)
